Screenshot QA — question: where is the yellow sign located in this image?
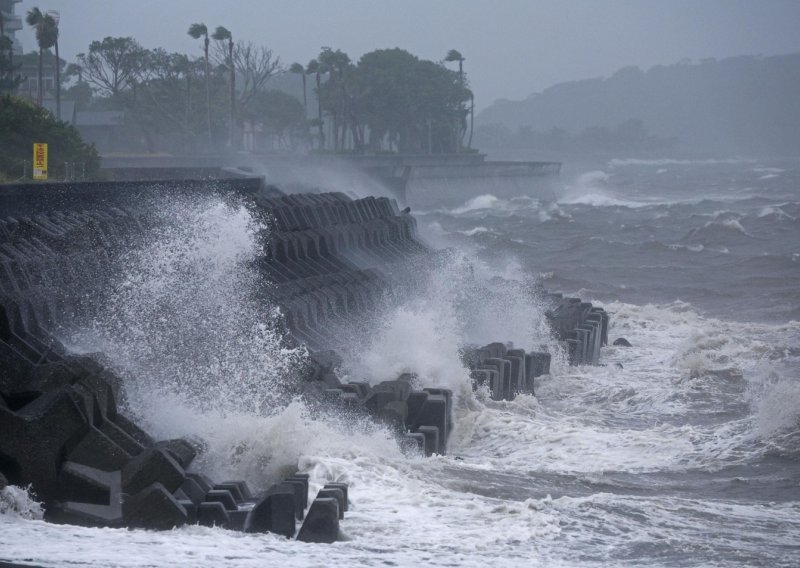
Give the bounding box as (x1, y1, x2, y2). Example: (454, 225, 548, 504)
(33, 143, 48, 180)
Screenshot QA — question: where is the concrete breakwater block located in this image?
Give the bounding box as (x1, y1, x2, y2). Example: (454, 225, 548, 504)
(309, 356, 453, 456)
(462, 343, 551, 400)
(317, 487, 346, 520)
(545, 295, 609, 366)
(203, 489, 238, 512)
(251, 192, 429, 351)
(296, 497, 340, 544)
(197, 501, 230, 528)
(458, 293, 608, 401)
(123, 482, 189, 530)
(245, 486, 296, 537)
(462, 344, 554, 401)
(324, 482, 349, 512)
(122, 447, 186, 496)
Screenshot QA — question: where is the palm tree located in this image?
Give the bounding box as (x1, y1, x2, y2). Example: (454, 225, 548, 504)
(445, 49, 464, 83)
(467, 92, 475, 150)
(0, 11, 8, 85)
(25, 8, 57, 106)
(187, 22, 213, 148)
(289, 62, 307, 118)
(306, 58, 323, 150)
(317, 48, 351, 151)
(211, 26, 234, 148)
(46, 11, 60, 120)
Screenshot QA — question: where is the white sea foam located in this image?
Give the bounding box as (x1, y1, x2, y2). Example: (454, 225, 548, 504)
(609, 157, 752, 167)
(341, 251, 559, 399)
(458, 226, 492, 236)
(56, 195, 323, 489)
(537, 201, 572, 222)
(451, 193, 501, 214)
(757, 206, 796, 221)
(668, 243, 705, 252)
(559, 170, 646, 208)
(4, 293, 799, 567)
(0, 486, 43, 520)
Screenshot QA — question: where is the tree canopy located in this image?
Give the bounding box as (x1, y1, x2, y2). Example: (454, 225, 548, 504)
(54, 30, 472, 155)
(316, 47, 471, 153)
(76, 37, 146, 97)
(0, 94, 99, 181)
(0, 36, 22, 94)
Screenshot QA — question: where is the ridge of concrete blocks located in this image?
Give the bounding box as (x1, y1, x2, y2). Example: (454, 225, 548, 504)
(303, 351, 453, 457)
(0, 300, 347, 538)
(253, 192, 429, 351)
(543, 292, 609, 365)
(459, 291, 610, 401)
(461, 342, 552, 401)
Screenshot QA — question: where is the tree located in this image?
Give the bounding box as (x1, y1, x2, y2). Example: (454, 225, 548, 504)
(306, 58, 323, 149)
(241, 89, 306, 150)
(227, 42, 280, 107)
(211, 26, 234, 148)
(289, 62, 307, 119)
(0, 94, 99, 181)
(355, 48, 470, 153)
(25, 8, 57, 106)
(0, 11, 22, 93)
(444, 49, 464, 83)
(63, 62, 92, 110)
(47, 11, 61, 120)
(317, 47, 351, 151)
(0, 17, 22, 94)
(187, 22, 212, 147)
(136, 49, 196, 135)
(208, 38, 281, 148)
(76, 37, 146, 97)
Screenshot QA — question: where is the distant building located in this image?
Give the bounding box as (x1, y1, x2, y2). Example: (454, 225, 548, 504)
(75, 110, 127, 152)
(16, 49, 65, 104)
(0, 0, 22, 55)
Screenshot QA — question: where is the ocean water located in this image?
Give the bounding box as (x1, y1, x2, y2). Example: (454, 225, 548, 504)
(2, 158, 799, 567)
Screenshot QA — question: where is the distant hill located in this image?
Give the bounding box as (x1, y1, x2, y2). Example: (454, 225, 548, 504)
(476, 53, 800, 155)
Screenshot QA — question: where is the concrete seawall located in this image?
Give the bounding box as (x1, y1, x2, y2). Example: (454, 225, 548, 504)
(97, 153, 561, 207)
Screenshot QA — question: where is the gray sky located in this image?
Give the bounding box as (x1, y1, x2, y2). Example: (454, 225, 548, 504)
(15, 0, 800, 110)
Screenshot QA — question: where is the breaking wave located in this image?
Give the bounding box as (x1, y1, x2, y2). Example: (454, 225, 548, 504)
(0, 486, 44, 520)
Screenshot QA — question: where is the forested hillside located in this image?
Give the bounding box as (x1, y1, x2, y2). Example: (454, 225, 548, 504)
(476, 53, 800, 155)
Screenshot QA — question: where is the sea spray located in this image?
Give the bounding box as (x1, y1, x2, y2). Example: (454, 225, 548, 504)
(62, 193, 305, 416)
(0, 486, 44, 520)
(53, 192, 444, 491)
(340, 249, 564, 399)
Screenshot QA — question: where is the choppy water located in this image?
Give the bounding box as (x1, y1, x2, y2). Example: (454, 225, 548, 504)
(2, 158, 799, 567)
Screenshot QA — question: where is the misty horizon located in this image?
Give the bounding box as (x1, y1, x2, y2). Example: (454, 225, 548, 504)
(12, 0, 800, 110)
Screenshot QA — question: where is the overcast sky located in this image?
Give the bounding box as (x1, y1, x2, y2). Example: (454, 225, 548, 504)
(14, 0, 800, 110)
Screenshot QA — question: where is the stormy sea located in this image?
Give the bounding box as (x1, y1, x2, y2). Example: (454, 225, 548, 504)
(1, 157, 799, 567)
